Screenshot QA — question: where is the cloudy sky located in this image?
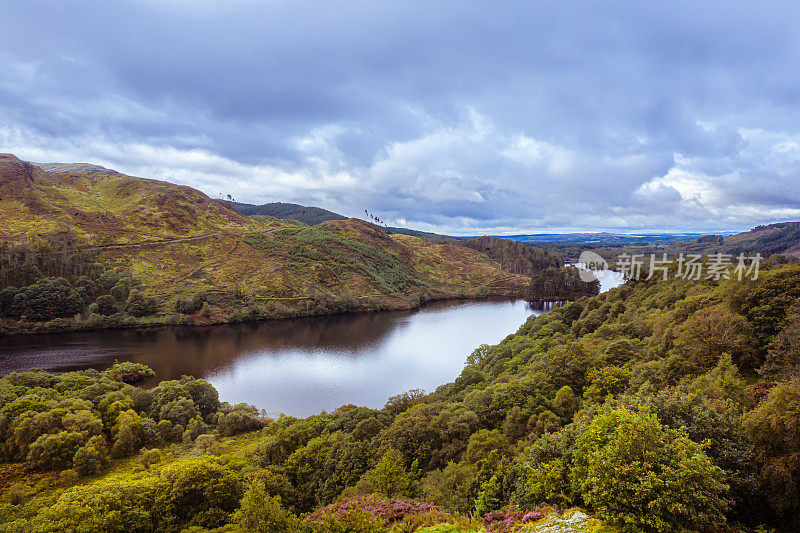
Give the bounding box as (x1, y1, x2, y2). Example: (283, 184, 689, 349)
(2, 1, 800, 234)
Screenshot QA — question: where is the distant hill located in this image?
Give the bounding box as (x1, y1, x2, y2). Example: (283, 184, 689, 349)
(233, 201, 462, 244)
(0, 154, 528, 334)
(34, 162, 111, 173)
(676, 222, 800, 256)
(501, 232, 705, 245)
(233, 201, 347, 225)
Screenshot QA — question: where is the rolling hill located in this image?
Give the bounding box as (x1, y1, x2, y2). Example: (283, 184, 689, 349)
(233, 201, 462, 244)
(0, 154, 528, 334)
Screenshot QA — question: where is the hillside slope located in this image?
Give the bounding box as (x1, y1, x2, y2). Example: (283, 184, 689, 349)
(232, 201, 347, 225)
(0, 154, 528, 334)
(233, 201, 462, 244)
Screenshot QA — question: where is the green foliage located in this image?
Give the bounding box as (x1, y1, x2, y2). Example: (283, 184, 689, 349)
(573, 408, 729, 532)
(217, 404, 267, 436)
(105, 362, 155, 383)
(73, 435, 110, 476)
(154, 458, 244, 532)
(526, 266, 600, 302)
(462, 236, 562, 277)
(27, 430, 86, 469)
(95, 294, 121, 316)
(473, 475, 502, 517)
(354, 450, 419, 499)
(124, 290, 159, 317)
(234, 481, 303, 532)
(744, 379, 800, 522)
(6, 277, 87, 320)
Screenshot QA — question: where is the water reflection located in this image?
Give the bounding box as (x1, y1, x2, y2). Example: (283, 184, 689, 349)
(0, 299, 540, 417)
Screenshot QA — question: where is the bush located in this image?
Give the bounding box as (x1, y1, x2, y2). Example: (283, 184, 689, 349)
(95, 294, 120, 316)
(139, 448, 162, 469)
(105, 362, 155, 383)
(174, 293, 207, 315)
(154, 457, 243, 532)
(7, 277, 86, 320)
(218, 404, 267, 436)
(573, 408, 729, 532)
(73, 435, 109, 477)
(234, 481, 304, 532)
(27, 431, 86, 470)
(124, 290, 159, 317)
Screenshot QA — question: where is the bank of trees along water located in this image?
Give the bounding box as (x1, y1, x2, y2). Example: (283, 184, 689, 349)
(3, 261, 800, 532)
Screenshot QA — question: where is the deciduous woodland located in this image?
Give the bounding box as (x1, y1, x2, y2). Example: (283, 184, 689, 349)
(2, 259, 799, 532)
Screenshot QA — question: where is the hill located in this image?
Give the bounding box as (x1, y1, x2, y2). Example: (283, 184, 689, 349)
(232, 201, 347, 225)
(233, 201, 463, 244)
(531, 223, 800, 263)
(0, 154, 528, 335)
(675, 221, 800, 256)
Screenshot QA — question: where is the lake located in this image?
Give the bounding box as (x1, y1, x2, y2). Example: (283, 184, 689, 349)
(0, 298, 541, 417)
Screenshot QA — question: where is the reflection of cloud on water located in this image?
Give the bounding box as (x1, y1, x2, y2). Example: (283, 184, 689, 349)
(1, 299, 539, 418)
(207, 300, 539, 416)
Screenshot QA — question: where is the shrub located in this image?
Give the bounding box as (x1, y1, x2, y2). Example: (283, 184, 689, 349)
(234, 481, 303, 532)
(354, 450, 419, 499)
(573, 408, 729, 532)
(139, 448, 162, 469)
(27, 431, 86, 470)
(95, 294, 120, 316)
(73, 435, 109, 477)
(124, 290, 159, 317)
(105, 362, 155, 383)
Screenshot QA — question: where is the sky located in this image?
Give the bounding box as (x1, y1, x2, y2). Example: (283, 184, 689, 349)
(2, 1, 800, 235)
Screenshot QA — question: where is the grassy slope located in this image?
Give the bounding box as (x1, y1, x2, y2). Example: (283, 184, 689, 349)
(0, 154, 528, 332)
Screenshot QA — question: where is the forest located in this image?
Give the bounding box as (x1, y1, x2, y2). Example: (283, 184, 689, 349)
(524, 267, 600, 302)
(1, 258, 799, 532)
(462, 237, 563, 278)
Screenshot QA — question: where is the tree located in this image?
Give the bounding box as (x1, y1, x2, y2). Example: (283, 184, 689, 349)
(553, 385, 577, 418)
(124, 290, 159, 317)
(95, 294, 120, 316)
(573, 408, 729, 532)
(674, 305, 753, 370)
(8, 277, 86, 320)
(159, 398, 201, 427)
(234, 481, 303, 533)
(27, 431, 86, 469)
(73, 435, 109, 477)
(105, 362, 155, 383)
(154, 457, 243, 532)
(744, 379, 800, 521)
(354, 450, 418, 499)
(474, 475, 502, 517)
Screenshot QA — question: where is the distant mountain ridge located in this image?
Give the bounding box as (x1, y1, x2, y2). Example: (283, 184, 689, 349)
(232, 201, 347, 225)
(34, 162, 111, 173)
(233, 201, 462, 244)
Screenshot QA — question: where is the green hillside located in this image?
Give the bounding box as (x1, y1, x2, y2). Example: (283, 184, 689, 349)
(0, 154, 528, 335)
(232, 201, 347, 225)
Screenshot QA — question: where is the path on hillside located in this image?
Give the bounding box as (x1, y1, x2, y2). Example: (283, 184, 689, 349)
(87, 233, 223, 250)
(88, 225, 293, 251)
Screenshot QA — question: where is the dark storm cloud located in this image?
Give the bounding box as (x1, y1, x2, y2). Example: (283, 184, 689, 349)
(2, 0, 800, 233)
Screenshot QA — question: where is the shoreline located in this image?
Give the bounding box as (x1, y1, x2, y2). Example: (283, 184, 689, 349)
(0, 285, 526, 338)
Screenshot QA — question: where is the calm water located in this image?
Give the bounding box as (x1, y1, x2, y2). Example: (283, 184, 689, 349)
(0, 299, 540, 417)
